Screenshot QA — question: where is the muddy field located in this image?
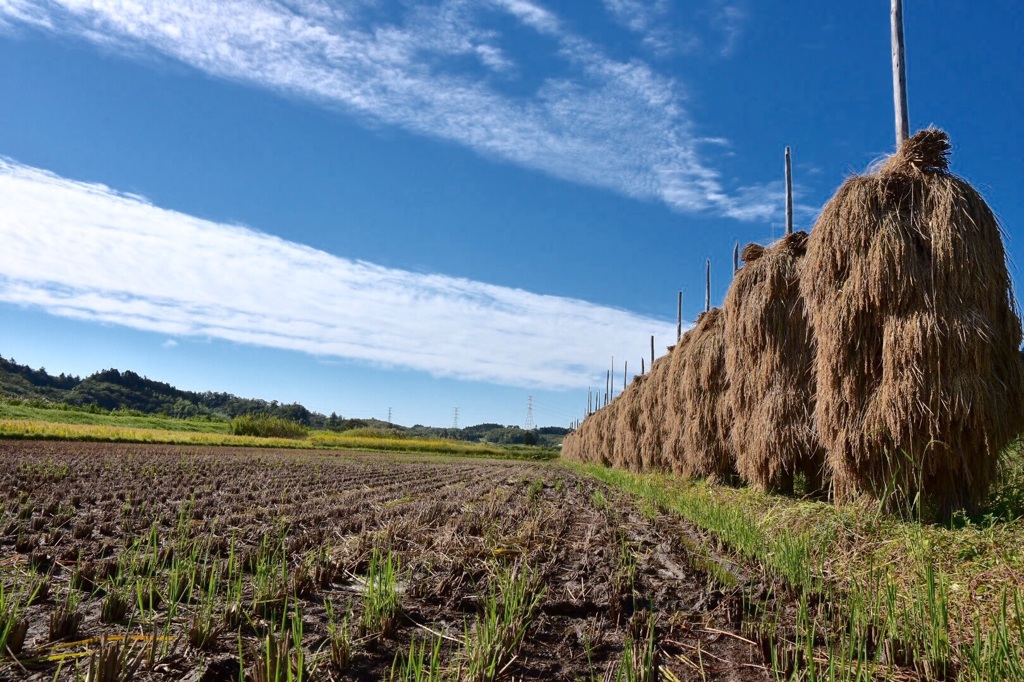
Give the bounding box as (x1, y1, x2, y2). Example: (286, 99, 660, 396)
(0, 441, 771, 681)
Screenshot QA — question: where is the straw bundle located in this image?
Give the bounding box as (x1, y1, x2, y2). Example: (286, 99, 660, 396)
(662, 335, 696, 475)
(637, 356, 671, 472)
(677, 308, 735, 482)
(562, 404, 607, 466)
(561, 430, 581, 462)
(561, 421, 586, 464)
(724, 232, 823, 494)
(612, 377, 645, 471)
(801, 129, 1024, 516)
(595, 399, 621, 467)
(578, 408, 606, 466)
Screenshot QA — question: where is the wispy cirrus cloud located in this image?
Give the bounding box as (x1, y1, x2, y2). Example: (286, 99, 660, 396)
(602, 0, 679, 56)
(711, 1, 746, 57)
(602, 0, 747, 58)
(0, 0, 777, 220)
(0, 159, 676, 389)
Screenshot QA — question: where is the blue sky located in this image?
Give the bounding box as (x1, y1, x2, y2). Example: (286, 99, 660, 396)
(0, 1, 1021, 428)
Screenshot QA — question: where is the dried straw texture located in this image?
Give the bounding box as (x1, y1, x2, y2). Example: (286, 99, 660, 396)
(662, 336, 696, 475)
(612, 377, 645, 471)
(637, 357, 671, 472)
(595, 399, 621, 467)
(565, 403, 610, 466)
(574, 405, 605, 466)
(678, 308, 735, 482)
(561, 429, 581, 462)
(562, 407, 604, 465)
(801, 129, 1024, 516)
(560, 422, 583, 463)
(725, 232, 824, 493)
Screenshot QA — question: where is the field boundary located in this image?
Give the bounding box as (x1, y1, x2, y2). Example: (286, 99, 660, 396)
(568, 462, 1024, 680)
(0, 419, 558, 461)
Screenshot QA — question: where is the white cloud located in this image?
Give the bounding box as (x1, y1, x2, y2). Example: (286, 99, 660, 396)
(602, 0, 676, 55)
(601, 0, 746, 59)
(711, 2, 745, 57)
(0, 0, 51, 30)
(0, 159, 676, 390)
(490, 0, 560, 35)
(162, 339, 178, 348)
(0, 0, 774, 220)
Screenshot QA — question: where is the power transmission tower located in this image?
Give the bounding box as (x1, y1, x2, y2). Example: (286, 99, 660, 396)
(387, 407, 392, 424)
(525, 395, 535, 430)
(452, 407, 459, 429)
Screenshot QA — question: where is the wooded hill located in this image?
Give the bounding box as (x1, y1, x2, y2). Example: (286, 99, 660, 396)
(0, 354, 322, 424)
(0, 354, 568, 445)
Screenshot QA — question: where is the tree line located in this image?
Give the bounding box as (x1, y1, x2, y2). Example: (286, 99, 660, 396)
(0, 354, 569, 445)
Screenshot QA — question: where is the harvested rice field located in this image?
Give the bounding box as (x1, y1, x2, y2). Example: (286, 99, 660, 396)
(0, 441, 773, 681)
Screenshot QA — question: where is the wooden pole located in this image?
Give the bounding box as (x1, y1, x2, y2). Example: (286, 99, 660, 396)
(610, 356, 614, 399)
(733, 241, 739, 274)
(705, 259, 711, 313)
(785, 146, 793, 235)
(641, 357, 645, 375)
(605, 370, 609, 406)
(892, 0, 909, 145)
(650, 335, 655, 366)
(623, 361, 627, 390)
(676, 291, 682, 342)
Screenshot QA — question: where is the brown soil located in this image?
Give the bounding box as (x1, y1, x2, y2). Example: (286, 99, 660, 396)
(0, 441, 771, 681)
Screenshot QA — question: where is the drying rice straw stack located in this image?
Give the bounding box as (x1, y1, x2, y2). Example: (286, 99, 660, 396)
(677, 308, 735, 482)
(562, 405, 604, 465)
(563, 378, 636, 469)
(724, 234, 824, 494)
(612, 376, 645, 471)
(801, 129, 1024, 517)
(637, 357, 671, 472)
(585, 407, 610, 466)
(560, 419, 585, 463)
(594, 399, 621, 468)
(662, 335, 695, 475)
(574, 406, 604, 466)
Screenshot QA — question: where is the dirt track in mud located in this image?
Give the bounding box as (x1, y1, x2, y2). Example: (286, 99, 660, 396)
(0, 441, 771, 681)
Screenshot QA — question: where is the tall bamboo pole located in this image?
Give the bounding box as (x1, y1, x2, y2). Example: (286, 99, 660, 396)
(785, 146, 793, 235)
(705, 259, 711, 313)
(610, 356, 614, 399)
(892, 0, 909, 145)
(676, 291, 682, 342)
(733, 241, 739, 274)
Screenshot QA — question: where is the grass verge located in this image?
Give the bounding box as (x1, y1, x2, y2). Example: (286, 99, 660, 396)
(0, 401, 230, 433)
(568, 457, 1024, 680)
